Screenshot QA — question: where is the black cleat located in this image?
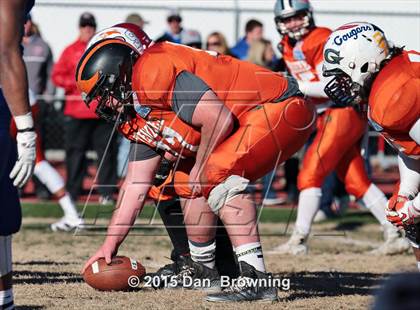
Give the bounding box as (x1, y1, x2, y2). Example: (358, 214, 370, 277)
(175, 257, 221, 292)
(147, 255, 189, 289)
(206, 261, 278, 303)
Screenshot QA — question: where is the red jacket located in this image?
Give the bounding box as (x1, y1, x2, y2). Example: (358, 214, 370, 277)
(52, 38, 97, 119)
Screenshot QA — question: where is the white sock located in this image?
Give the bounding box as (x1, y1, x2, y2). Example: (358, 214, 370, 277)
(189, 240, 216, 269)
(235, 242, 265, 272)
(362, 184, 388, 225)
(34, 160, 65, 193)
(0, 289, 14, 310)
(295, 187, 322, 235)
(58, 194, 79, 219)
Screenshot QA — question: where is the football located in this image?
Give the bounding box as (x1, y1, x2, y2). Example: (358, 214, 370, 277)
(83, 256, 146, 291)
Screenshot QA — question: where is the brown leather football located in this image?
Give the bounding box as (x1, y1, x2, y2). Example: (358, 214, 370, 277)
(83, 256, 146, 291)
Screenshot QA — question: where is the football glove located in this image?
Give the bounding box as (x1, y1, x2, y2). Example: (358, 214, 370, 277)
(9, 113, 37, 187)
(386, 195, 420, 227)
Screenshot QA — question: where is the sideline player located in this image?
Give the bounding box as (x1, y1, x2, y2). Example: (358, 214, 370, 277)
(9, 91, 83, 232)
(0, 1, 36, 309)
(77, 35, 315, 301)
(269, 0, 409, 256)
(322, 22, 420, 268)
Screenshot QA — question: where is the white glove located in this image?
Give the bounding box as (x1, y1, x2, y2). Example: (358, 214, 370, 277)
(9, 113, 37, 187)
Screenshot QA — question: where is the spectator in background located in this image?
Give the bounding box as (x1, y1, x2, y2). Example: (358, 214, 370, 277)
(181, 29, 202, 49)
(231, 19, 263, 59)
(22, 15, 55, 102)
(206, 32, 234, 56)
(156, 9, 184, 43)
(52, 12, 118, 205)
(247, 38, 285, 71)
(22, 15, 55, 200)
(22, 16, 83, 231)
(247, 38, 285, 206)
(125, 13, 148, 30)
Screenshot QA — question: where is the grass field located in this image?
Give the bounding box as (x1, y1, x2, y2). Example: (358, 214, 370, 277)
(11, 202, 416, 309)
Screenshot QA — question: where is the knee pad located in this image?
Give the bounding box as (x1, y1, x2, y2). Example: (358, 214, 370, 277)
(0, 235, 12, 277)
(34, 160, 65, 194)
(207, 175, 249, 215)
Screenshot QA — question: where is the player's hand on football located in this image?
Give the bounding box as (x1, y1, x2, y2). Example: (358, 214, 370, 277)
(82, 243, 117, 274)
(10, 130, 36, 187)
(386, 195, 417, 227)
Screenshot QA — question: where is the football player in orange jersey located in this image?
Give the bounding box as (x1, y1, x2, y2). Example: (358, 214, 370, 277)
(76, 31, 315, 301)
(270, 1, 409, 256)
(323, 21, 420, 269)
(87, 24, 240, 287)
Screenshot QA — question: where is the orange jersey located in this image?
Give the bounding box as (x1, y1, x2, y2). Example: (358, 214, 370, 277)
(281, 27, 331, 105)
(118, 109, 201, 159)
(368, 50, 420, 158)
(281, 27, 331, 82)
(132, 42, 291, 118)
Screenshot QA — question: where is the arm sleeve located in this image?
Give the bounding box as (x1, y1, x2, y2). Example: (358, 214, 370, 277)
(172, 71, 211, 124)
(273, 76, 303, 102)
(129, 142, 161, 162)
(135, 54, 176, 106)
(297, 62, 329, 98)
(398, 152, 420, 198)
(409, 118, 420, 145)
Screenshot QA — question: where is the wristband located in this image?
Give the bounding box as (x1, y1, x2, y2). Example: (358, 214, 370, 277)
(14, 112, 34, 130)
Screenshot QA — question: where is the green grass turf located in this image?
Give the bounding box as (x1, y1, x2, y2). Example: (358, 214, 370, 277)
(22, 202, 377, 224)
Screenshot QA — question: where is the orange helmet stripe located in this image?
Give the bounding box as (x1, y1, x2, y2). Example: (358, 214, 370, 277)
(76, 38, 135, 86)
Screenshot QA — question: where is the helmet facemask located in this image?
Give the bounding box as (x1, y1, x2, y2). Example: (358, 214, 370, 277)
(323, 59, 381, 108)
(275, 11, 313, 41)
(322, 22, 391, 108)
(83, 52, 137, 124)
(323, 68, 365, 108)
(86, 75, 132, 123)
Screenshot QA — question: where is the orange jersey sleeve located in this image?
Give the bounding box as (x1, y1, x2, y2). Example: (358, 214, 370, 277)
(369, 50, 420, 157)
(133, 52, 176, 109)
(132, 42, 291, 118)
(118, 110, 201, 159)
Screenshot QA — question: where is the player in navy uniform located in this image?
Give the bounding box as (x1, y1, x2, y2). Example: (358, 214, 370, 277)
(0, 1, 36, 309)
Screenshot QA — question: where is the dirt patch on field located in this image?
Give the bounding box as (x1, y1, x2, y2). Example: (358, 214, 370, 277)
(12, 219, 416, 309)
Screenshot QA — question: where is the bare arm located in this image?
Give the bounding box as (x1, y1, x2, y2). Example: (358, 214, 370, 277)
(82, 156, 161, 271)
(0, 0, 30, 116)
(191, 90, 234, 176)
(105, 156, 161, 248)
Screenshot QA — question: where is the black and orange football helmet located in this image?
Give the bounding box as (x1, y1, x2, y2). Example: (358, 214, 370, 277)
(75, 39, 139, 123)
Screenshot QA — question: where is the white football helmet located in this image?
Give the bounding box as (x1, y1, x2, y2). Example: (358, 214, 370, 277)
(88, 23, 153, 54)
(322, 22, 390, 107)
